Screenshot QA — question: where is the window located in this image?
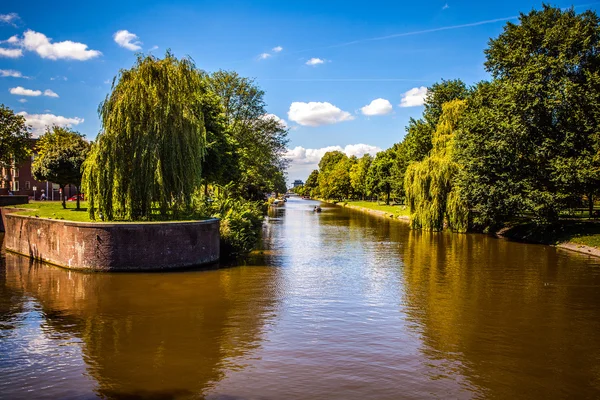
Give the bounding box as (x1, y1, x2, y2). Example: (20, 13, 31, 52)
(11, 181, 19, 192)
(25, 181, 30, 190)
(12, 168, 19, 178)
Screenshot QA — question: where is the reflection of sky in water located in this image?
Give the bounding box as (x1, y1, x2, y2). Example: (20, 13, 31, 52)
(0, 298, 95, 399)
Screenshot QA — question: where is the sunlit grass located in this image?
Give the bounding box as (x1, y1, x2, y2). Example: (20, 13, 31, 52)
(344, 200, 411, 218)
(11, 201, 92, 222)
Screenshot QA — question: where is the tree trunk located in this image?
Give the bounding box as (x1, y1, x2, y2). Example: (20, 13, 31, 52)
(589, 193, 594, 219)
(385, 184, 390, 205)
(76, 185, 81, 210)
(61, 185, 66, 209)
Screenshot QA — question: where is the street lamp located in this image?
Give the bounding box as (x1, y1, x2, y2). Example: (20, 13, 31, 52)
(33, 186, 37, 201)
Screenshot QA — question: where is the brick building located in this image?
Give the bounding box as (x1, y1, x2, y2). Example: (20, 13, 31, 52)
(1, 139, 77, 200)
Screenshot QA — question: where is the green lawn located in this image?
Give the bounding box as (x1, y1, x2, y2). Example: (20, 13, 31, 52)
(344, 200, 411, 218)
(501, 220, 600, 250)
(9, 201, 93, 222)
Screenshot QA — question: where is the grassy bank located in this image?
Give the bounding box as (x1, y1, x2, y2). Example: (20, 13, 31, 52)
(331, 200, 411, 219)
(499, 220, 600, 254)
(10, 201, 92, 222)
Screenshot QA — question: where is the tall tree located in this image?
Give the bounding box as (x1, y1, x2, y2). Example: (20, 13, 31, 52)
(207, 71, 288, 200)
(304, 170, 319, 197)
(367, 149, 396, 205)
(401, 80, 470, 163)
(32, 126, 91, 209)
(83, 52, 207, 220)
(458, 5, 600, 224)
(405, 100, 469, 232)
(350, 153, 373, 200)
(0, 105, 30, 189)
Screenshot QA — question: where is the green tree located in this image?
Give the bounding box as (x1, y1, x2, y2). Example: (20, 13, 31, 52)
(350, 153, 373, 200)
(367, 149, 396, 205)
(0, 105, 30, 189)
(317, 151, 352, 201)
(32, 126, 91, 209)
(401, 80, 470, 163)
(405, 100, 469, 232)
(83, 52, 207, 220)
(458, 5, 600, 224)
(304, 170, 319, 197)
(207, 71, 288, 200)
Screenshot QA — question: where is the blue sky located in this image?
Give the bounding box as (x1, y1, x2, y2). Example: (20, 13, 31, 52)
(1, 1, 598, 181)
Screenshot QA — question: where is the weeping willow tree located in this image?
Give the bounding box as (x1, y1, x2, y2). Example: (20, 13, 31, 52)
(404, 99, 469, 232)
(82, 52, 206, 220)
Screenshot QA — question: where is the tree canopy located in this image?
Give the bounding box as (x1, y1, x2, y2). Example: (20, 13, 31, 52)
(32, 126, 90, 209)
(83, 52, 207, 220)
(0, 105, 30, 187)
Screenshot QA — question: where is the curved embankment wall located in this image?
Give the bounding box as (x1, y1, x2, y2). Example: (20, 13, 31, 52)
(2, 213, 220, 271)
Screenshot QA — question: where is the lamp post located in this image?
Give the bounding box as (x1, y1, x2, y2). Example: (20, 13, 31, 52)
(33, 186, 37, 201)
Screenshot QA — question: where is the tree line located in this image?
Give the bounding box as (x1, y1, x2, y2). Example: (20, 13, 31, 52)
(297, 5, 600, 232)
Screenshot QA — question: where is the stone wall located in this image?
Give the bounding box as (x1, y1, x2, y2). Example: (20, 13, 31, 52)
(3, 214, 220, 271)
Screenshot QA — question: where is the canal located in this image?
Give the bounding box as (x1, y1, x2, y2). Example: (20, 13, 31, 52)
(1, 197, 600, 399)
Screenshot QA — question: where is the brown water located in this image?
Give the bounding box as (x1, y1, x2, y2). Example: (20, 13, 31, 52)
(1, 197, 600, 399)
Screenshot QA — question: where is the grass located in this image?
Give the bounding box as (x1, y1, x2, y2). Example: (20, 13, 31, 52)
(9, 201, 210, 223)
(501, 220, 600, 250)
(10, 201, 93, 222)
(343, 200, 411, 218)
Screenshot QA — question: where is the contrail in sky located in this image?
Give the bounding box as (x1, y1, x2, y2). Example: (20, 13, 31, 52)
(285, 16, 519, 55)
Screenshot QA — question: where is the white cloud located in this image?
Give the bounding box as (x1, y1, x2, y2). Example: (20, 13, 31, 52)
(285, 143, 382, 180)
(306, 57, 324, 66)
(0, 13, 19, 27)
(0, 69, 25, 78)
(0, 47, 22, 58)
(43, 89, 59, 98)
(261, 113, 288, 128)
(258, 52, 271, 60)
(442, 3, 449, 10)
(149, 45, 159, 51)
(13, 30, 101, 60)
(50, 76, 67, 81)
(113, 30, 142, 51)
(9, 86, 41, 96)
(400, 86, 428, 107)
(5, 35, 19, 44)
(18, 98, 27, 103)
(17, 112, 84, 136)
(288, 101, 354, 127)
(272, 46, 283, 53)
(361, 98, 393, 116)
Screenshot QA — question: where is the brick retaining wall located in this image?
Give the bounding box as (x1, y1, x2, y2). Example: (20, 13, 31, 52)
(3, 213, 219, 271)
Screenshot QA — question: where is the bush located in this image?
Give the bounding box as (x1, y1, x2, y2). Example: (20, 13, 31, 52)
(195, 185, 264, 259)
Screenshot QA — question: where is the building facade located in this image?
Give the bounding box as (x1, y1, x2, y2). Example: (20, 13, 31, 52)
(1, 140, 77, 200)
(292, 179, 304, 188)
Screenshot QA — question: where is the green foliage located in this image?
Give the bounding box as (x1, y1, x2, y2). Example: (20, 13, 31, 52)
(457, 5, 600, 226)
(0, 104, 30, 184)
(349, 154, 372, 200)
(304, 169, 320, 197)
(367, 149, 396, 205)
(318, 152, 351, 200)
(405, 100, 468, 232)
(32, 126, 90, 209)
(207, 71, 288, 200)
(196, 185, 264, 258)
(83, 52, 207, 221)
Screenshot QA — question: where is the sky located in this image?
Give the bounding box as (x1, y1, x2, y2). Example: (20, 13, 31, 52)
(1, 0, 599, 183)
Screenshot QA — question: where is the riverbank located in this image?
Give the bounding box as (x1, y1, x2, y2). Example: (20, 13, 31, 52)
(319, 198, 600, 259)
(498, 221, 600, 258)
(319, 199, 410, 221)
